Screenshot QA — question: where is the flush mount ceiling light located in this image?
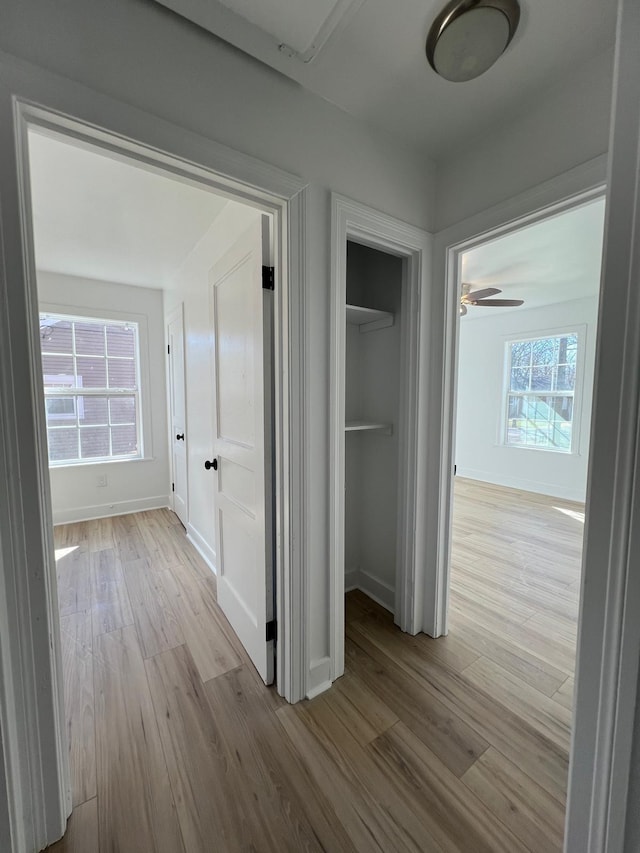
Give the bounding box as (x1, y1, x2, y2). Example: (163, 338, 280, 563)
(426, 0, 520, 82)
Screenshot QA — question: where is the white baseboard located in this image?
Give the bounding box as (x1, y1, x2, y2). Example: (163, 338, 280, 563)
(52, 495, 168, 525)
(455, 467, 586, 502)
(306, 656, 332, 699)
(357, 569, 395, 612)
(186, 523, 217, 575)
(345, 567, 395, 613)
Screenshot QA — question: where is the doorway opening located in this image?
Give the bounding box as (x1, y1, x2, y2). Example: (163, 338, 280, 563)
(344, 241, 404, 612)
(329, 194, 431, 687)
(17, 105, 303, 847)
(445, 193, 606, 845)
(167, 303, 189, 529)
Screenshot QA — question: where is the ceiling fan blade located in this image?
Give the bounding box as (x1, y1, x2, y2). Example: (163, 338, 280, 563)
(473, 298, 524, 307)
(465, 287, 502, 301)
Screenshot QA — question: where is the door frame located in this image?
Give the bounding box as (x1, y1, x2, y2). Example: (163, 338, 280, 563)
(431, 172, 609, 852)
(0, 68, 308, 853)
(329, 194, 431, 683)
(434, 172, 607, 638)
(166, 303, 188, 527)
(432, 78, 640, 846)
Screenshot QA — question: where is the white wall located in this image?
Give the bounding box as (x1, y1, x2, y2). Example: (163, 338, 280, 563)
(345, 325, 363, 576)
(0, 0, 434, 231)
(164, 201, 261, 571)
(435, 49, 614, 231)
(38, 271, 170, 523)
(455, 296, 598, 501)
(0, 0, 435, 683)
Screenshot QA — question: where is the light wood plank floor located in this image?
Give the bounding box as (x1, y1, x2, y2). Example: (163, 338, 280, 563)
(46, 480, 583, 852)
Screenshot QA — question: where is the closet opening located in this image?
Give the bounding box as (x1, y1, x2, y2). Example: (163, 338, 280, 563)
(344, 240, 404, 618)
(330, 195, 429, 686)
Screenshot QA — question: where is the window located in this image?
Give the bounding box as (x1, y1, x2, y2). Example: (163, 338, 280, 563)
(504, 332, 578, 452)
(40, 313, 142, 464)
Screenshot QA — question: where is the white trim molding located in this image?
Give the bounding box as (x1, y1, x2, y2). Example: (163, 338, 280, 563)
(281, 186, 308, 705)
(39, 300, 155, 466)
(566, 0, 640, 849)
(453, 469, 586, 504)
(345, 568, 395, 613)
(306, 656, 333, 700)
(499, 323, 588, 457)
(52, 496, 169, 526)
(430, 5, 640, 845)
(0, 86, 71, 853)
(186, 522, 217, 575)
(329, 193, 432, 683)
(431, 160, 607, 641)
(166, 302, 189, 524)
(0, 51, 308, 852)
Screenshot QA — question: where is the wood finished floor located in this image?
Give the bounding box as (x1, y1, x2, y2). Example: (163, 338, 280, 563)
(46, 479, 583, 852)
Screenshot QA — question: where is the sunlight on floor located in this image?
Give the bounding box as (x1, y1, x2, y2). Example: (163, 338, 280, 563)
(55, 546, 79, 561)
(553, 507, 585, 524)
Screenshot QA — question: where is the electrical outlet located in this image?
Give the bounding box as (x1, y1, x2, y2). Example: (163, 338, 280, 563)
(96, 474, 108, 488)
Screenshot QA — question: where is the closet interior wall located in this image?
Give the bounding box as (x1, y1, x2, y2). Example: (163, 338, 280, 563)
(344, 241, 403, 612)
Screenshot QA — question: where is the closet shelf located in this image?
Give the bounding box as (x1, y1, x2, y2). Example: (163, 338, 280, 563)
(346, 304, 394, 333)
(345, 420, 393, 436)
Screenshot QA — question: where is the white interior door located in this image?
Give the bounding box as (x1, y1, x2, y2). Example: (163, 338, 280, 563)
(210, 216, 275, 684)
(168, 305, 188, 527)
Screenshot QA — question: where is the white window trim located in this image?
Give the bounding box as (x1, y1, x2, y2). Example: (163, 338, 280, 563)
(39, 302, 154, 467)
(500, 323, 588, 455)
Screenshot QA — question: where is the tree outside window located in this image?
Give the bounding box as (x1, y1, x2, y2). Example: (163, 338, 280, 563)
(505, 332, 578, 452)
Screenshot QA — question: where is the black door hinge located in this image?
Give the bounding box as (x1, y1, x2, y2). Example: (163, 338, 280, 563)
(266, 619, 277, 643)
(172, 482, 175, 492)
(167, 344, 170, 354)
(262, 265, 275, 291)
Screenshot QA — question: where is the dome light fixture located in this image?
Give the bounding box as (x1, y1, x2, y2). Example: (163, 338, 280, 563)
(426, 0, 520, 83)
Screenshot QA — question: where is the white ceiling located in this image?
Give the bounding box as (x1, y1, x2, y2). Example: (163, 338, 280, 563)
(460, 196, 606, 319)
(28, 129, 232, 288)
(216, 0, 364, 58)
(156, 0, 617, 156)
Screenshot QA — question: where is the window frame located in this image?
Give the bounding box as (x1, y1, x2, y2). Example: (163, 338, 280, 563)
(39, 306, 152, 467)
(501, 325, 587, 455)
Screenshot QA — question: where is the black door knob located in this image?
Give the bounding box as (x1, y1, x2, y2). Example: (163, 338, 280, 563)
(176, 433, 185, 441)
(204, 458, 218, 471)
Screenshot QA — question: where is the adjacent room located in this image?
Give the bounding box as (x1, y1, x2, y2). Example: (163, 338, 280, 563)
(446, 195, 606, 838)
(28, 127, 286, 845)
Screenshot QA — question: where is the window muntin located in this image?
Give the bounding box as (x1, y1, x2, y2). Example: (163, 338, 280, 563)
(504, 333, 578, 452)
(40, 314, 141, 464)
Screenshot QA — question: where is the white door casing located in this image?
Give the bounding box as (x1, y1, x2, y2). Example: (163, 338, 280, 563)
(210, 216, 275, 684)
(329, 194, 432, 686)
(433, 168, 607, 643)
(167, 305, 188, 527)
(430, 1, 640, 842)
(566, 0, 640, 847)
(1, 75, 307, 852)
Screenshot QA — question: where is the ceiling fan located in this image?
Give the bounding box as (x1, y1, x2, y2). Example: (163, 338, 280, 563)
(459, 283, 524, 316)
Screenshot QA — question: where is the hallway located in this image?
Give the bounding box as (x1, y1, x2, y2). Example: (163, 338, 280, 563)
(49, 486, 580, 852)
